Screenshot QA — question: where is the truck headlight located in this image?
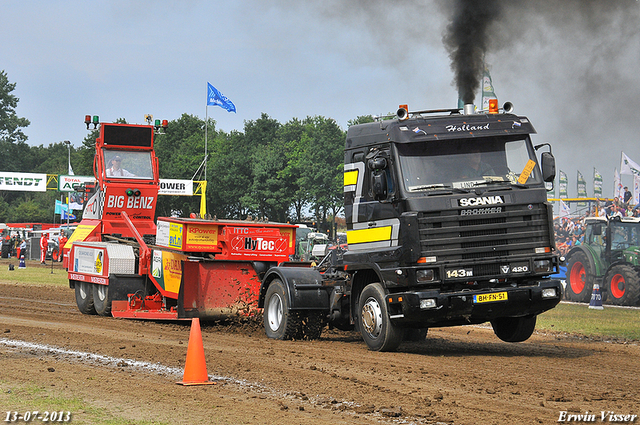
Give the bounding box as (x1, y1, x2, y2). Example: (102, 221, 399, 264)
(420, 298, 437, 309)
(416, 269, 435, 283)
(534, 260, 552, 273)
(542, 288, 557, 298)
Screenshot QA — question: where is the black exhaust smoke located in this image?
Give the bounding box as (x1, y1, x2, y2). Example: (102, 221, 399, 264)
(442, 0, 502, 105)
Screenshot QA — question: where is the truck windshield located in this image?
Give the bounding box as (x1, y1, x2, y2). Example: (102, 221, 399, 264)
(103, 149, 153, 179)
(396, 136, 542, 192)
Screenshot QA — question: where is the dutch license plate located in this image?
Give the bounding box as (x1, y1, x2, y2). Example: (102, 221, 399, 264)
(473, 292, 508, 304)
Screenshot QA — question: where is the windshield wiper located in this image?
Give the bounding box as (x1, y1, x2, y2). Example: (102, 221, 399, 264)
(472, 179, 528, 189)
(409, 184, 470, 194)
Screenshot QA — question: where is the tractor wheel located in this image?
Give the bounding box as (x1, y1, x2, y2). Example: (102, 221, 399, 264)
(604, 264, 640, 306)
(93, 284, 113, 316)
(263, 279, 303, 340)
(75, 281, 96, 315)
(491, 315, 537, 343)
(566, 251, 593, 303)
(357, 283, 403, 352)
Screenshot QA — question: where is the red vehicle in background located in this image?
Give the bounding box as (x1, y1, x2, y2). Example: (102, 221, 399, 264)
(66, 116, 298, 321)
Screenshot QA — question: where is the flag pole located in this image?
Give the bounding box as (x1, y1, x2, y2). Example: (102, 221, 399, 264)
(204, 103, 208, 183)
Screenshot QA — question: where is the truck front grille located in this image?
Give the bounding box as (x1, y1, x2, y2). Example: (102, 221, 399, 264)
(418, 204, 551, 277)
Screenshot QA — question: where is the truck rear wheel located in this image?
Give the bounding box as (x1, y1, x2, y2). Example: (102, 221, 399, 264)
(75, 281, 96, 315)
(566, 252, 593, 303)
(301, 311, 325, 340)
(491, 315, 536, 342)
(358, 283, 402, 352)
(93, 284, 112, 316)
(605, 265, 640, 306)
(263, 279, 303, 340)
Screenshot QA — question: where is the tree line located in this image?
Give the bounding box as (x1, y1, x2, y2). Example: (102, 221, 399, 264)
(0, 71, 373, 234)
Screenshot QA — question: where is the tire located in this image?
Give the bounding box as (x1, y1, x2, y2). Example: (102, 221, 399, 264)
(93, 284, 112, 316)
(404, 328, 429, 342)
(301, 311, 325, 340)
(604, 264, 640, 306)
(263, 279, 303, 340)
(491, 315, 537, 343)
(357, 283, 403, 352)
(75, 281, 96, 315)
(566, 251, 593, 303)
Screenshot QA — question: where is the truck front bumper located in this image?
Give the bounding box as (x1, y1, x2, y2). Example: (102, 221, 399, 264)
(385, 279, 563, 328)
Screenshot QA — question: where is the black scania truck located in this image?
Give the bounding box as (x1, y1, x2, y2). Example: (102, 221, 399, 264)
(260, 103, 563, 351)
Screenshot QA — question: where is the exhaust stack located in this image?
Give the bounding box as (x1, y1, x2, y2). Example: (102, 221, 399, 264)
(463, 104, 475, 115)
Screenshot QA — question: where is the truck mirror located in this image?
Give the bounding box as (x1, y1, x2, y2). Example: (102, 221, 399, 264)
(368, 157, 387, 171)
(371, 172, 388, 201)
(541, 152, 556, 183)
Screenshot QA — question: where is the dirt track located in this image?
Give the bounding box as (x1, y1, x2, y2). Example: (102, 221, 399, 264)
(1, 268, 639, 424)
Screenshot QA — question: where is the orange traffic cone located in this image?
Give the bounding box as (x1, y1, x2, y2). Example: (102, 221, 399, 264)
(176, 318, 215, 386)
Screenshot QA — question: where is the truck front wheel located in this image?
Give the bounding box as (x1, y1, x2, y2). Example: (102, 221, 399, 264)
(358, 283, 402, 352)
(491, 315, 536, 342)
(566, 252, 593, 303)
(263, 279, 303, 340)
(605, 265, 640, 306)
(75, 281, 96, 315)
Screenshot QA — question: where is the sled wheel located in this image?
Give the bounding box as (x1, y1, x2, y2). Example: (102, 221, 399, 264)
(93, 284, 112, 316)
(75, 281, 96, 315)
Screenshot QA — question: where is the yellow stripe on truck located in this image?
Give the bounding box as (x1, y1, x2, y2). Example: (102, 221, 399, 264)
(347, 226, 392, 245)
(344, 170, 358, 186)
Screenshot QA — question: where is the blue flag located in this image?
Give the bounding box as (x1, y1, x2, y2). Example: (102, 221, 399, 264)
(207, 83, 236, 113)
(62, 210, 76, 220)
(54, 200, 68, 215)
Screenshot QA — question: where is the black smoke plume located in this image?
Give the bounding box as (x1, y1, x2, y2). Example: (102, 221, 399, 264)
(442, 0, 502, 105)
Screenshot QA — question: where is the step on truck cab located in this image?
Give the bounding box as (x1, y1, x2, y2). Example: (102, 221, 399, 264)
(261, 104, 563, 351)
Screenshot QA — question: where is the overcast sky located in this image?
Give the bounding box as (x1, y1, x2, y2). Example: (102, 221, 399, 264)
(3, 0, 639, 199)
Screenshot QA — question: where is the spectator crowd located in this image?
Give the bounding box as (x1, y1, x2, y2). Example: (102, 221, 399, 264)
(554, 186, 640, 256)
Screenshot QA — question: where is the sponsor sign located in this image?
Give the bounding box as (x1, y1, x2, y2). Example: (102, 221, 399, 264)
(227, 227, 290, 257)
(158, 179, 193, 196)
(0, 172, 47, 192)
(82, 191, 103, 220)
(151, 249, 185, 295)
(155, 220, 184, 250)
(185, 223, 219, 249)
(73, 246, 106, 276)
(58, 175, 95, 192)
(65, 223, 99, 249)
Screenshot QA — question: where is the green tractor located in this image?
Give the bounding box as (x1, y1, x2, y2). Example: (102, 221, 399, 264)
(565, 216, 640, 306)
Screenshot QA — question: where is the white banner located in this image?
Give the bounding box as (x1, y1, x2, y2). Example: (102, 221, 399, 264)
(634, 175, 640, 206)
(58, 175, 95, 192)
(158, 179, 193, 196)
(0, 172, 47, 192)
(621, 152, 640, 177)
(614, 168, 623, 199)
